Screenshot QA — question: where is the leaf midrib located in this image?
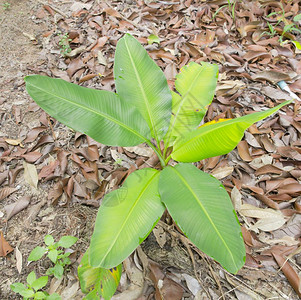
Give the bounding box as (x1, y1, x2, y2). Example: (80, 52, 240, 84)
(27, 81, 147, 142)
(173, 101, 289, 155)
(123, 37, 158, 140)
(99, 171, 160, 267)
(172, 167, 237, 266)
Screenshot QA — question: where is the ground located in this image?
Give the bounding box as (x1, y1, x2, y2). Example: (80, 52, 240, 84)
(0, 0, 300, 299)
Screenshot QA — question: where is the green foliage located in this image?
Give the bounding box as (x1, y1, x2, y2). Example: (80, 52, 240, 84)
(11, 235, 77, 299)
(78, 249, 122, 300)
(10, 271, 61, 300)
(57, 32, 72, 56)
(2, 2, 10, 10)
(28, 234, 78, 279)
(213, 0, 237, 21)
(25, 33, 292, 299)
(261, 5, 301, 44)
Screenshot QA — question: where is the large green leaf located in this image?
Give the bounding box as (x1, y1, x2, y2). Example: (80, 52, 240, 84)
(172, 100, 291, 162)
(78, 249, 122, 300)
(25, 75, 151, 147)
(89, 168, 165, 268)
(164, 62, 218, 147)
(159, 164, 245, 274)
(114, 34, 172, 141)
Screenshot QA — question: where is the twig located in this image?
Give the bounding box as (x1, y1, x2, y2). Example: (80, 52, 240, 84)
(193, 247, 225, 300)
(158, 220, 211, 298)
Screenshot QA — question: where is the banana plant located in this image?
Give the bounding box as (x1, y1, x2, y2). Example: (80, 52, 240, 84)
(25, 34, 291, 299)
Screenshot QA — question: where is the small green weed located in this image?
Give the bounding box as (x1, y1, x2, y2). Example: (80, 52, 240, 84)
(57, 33, 72, 56)
(28, 235, 78, 279)
(213, 0, 237, 21)
(2, 2, 11, 10)
(11, 271, 61, 300)
(261, 5, 301, 44)
(11, 235, 77, 299)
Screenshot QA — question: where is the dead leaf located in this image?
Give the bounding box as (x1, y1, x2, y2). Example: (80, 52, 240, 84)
(124, 145, 154, 157)
(0, 170, 8, 186)
(38, 160, 60, 180)
(255, 194, 279, 210)
(251, 70, 296, 84)
(211, 166, 234, 179)
(182, 273, 201, 296)
(272, 251, 301, 297)
(79, 74, 97, 83)
(231, 186, 242, 211)
(239, 204, 286, 232)
(5, 196, 30, 220)
(0, 187, 18, 201)
(30, 135, 54, 152)
(23, 161, 38, 189)
(255, 164, 283, 176)
(244, 131, 261, 148)
(21, 151, 42, 163)
(15, 246, 22, 274)
(0, 231, 14, 257)
(237, 140, 252, 162)
(277, 146, 301, 160)
(4, 138, 23, 147)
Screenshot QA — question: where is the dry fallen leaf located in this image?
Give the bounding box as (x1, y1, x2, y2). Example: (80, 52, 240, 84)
(251, 70, 296, 84)
(210, 166, 234, 179)
(5, 196, 31, 220)
(0, 231, 14, 257)
(0, 187, 18, 201)
(21, 151, 42, 163)
(4, 138, 23, 147)
(15, 246, 22, 274)
(272, 250, 301, 298)
(239, 204, 286, 232)
(23, 161, 38, 189)
(231, 186, 242, 211)
(124, 145, 154, 157)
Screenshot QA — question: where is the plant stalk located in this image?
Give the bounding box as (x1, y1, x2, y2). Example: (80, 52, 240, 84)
(146, 141, 166, 167)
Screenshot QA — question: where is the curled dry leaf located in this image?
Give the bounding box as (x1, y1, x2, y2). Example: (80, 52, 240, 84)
(0, 187, 18, 201)
(5, 196, 31, 220)
(38, 160, 60, 180)
(255, 164, 283, 176)
(4, 138, 23, 147)
(272, 250, 301, 298)
(23, 126, 46, 143)
(30, 135, 54, 152)
(0, 231, 14, 257)
(237, 140, 252, 162)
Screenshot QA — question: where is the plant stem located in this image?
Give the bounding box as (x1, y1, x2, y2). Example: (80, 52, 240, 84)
(146, 141, 166, 167)
(164, 154, 172, 165)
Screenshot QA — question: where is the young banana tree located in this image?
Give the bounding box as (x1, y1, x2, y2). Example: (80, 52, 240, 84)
(25, 34, 291, 299)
